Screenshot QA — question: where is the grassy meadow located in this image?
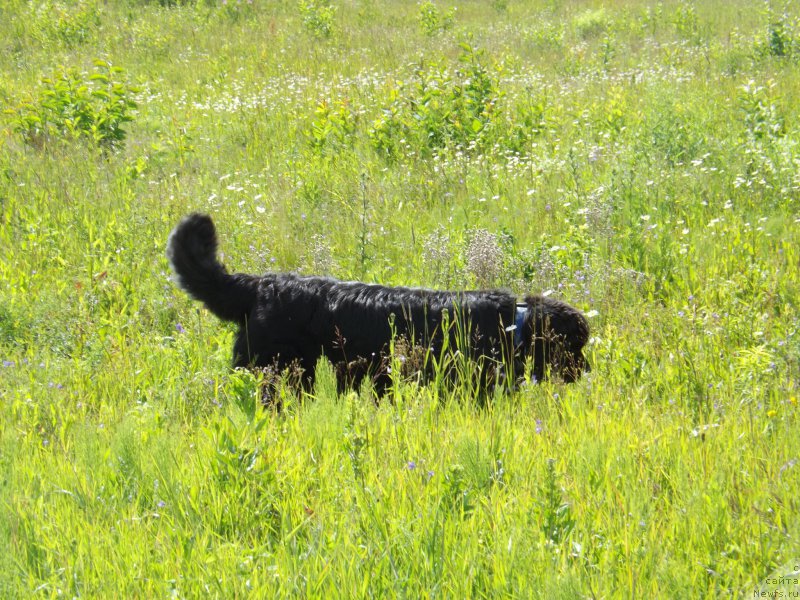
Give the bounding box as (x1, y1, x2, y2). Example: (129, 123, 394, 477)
(1, 0, 799, 596)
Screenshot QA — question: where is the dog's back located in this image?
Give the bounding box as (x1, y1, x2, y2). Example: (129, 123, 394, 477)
(167, 213, 258, 324)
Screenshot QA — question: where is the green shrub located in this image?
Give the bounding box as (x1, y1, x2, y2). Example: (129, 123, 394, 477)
(739, 80, 785, 141)
(573, 8, 609, 39)
(368, 43, 501, 158)
(298, 0, 336, 38)
(756, 12, 799, 57)
(7, 60, 138, 151)
(33, 1, 101, 47)
(417, 1, 456, 36)
(672, 0, 703, 42)
(307, 99, 358, 153)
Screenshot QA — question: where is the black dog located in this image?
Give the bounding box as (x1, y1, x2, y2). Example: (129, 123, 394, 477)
(168, 213, 590, 395)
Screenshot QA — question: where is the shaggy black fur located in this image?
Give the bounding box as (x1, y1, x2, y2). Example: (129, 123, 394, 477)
(167, 213, 590, 395)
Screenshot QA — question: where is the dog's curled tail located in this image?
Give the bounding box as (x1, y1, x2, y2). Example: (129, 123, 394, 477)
(167, 213, 257, 323)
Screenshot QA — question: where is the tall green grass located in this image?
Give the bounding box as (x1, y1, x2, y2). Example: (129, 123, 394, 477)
(1, 0, 798, 596)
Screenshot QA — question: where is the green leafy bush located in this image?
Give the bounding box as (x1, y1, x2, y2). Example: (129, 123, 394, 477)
(672, 0, 702, 42)
(307, 99, 358, 152)
(33, 1, 101, 47)
(298, 0, 336, 38)
(573, 8, 609, 39)
(7, 60, 138, 150)
(739, 80, 785, 141)
(369, 43, 502, 158)
(417, 1, 456, 36)
(756, 12, 799, 57)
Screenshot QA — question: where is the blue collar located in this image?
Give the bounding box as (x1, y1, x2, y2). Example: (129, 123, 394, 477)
(513, 304, 526, 347)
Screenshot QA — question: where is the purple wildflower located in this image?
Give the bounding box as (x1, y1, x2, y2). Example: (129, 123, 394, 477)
(407, 461, 417, 470)
(175, 323, 185, 334)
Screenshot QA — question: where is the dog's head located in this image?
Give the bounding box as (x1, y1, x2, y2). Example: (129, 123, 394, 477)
(522, 295, 590, 383)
